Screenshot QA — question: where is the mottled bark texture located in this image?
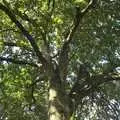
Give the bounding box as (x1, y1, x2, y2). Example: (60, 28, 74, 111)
(48, 68, 73, 120)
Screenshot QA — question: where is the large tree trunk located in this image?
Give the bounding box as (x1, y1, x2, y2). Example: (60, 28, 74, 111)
(48, 70, 72, 120)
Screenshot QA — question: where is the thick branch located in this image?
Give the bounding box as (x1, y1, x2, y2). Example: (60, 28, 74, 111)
(58, 0, 95, 80)
(0, 3, 48, 67)
(70, 73, 120, 97)
(64, 0, 95, 47)
(0, 56, 38, 67)
(69, 73, 120, 112)
(12, 5, 50, 53)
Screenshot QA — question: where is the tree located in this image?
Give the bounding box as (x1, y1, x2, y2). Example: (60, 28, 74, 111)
(0, 0, 120, 120)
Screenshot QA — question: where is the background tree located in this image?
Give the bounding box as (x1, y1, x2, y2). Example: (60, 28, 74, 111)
(0, 0, 120, 120)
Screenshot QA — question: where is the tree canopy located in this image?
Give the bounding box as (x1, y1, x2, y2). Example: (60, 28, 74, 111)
(0, 0, 120, 120)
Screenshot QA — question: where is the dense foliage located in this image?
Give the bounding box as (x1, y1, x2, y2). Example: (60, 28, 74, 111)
(0, 0, 120, 120)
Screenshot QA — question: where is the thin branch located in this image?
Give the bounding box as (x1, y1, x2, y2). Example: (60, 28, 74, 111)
(0, 3, 48, 67)
(0, 28, 19, 33)
(3, 0, 35, 24)
(3, 41, 32, 51)
(81, 0, 94, 13)
(0, 56, 38, 67)
(3, 41, 19, 47)
(30, 74, 46, 87)
(48, 0, 55, 14)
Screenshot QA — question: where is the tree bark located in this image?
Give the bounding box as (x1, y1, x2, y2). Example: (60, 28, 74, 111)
(48, 69, 72, 120)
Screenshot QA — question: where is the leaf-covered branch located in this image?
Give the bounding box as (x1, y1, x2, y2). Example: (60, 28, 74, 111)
(0, 3, 48, 68)
(12, 4, 50, 52)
